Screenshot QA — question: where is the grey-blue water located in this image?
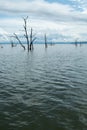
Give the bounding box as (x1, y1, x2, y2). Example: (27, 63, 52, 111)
(0, 44, 87, 130)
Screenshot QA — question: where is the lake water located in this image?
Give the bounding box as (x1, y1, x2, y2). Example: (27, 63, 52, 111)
(0, 44, 87, 130)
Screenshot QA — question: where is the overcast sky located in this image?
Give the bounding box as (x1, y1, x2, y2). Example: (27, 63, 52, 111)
(0, 0, 87, 42)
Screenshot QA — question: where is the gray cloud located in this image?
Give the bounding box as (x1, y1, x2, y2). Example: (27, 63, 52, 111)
(0, 0, 87, 42)
(0, 0, 87, 23)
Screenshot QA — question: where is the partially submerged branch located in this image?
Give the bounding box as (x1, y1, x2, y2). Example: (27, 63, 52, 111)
(13, 33, 26, 50)
(30, 28, 36, 50)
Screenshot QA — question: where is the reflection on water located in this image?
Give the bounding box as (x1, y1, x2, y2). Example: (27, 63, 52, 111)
(0, 44, 87, 130)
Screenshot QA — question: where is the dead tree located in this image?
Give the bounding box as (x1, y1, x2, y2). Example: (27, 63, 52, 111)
(23, 16, 30, 51)
(30, 28, 36, 50)
(44, 34, 47, 48)
(75, 38, 78, 47)
(9, 37, 16, 47)
(14, 33, 26, 50)
(10, 40, 17, 47)
(7, 36, 14, 48)
(10, 40, 14, 47)
(13, 17, 36, 51)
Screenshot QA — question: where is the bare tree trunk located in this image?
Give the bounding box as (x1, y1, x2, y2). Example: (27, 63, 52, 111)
(23, 16, 29, 52)
(14, 33, 26, 50)
(9, 37, 14, 47)
(30, 28, 33, 50)
(45, 34, 47, 48)
(30, 28, 32, 50)
(10, 39, 15, 48)
(11, 41, 14, 47)
(8, 36, 16, 48)
(30, 28, 36, 50)
(75, 39, 78, 47)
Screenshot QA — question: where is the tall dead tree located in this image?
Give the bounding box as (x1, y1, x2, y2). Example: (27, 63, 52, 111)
(30, 28, 36, 50)
(14, 33, 26, 50)
(13, 16, 36, 51)
(44, 34, 47, 48)
(23, 16, 30, 51)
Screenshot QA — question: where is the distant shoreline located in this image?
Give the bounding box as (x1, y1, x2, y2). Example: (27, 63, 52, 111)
(0, 42, 87, 44)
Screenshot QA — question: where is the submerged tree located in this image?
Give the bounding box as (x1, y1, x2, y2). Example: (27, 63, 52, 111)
(30, 28, 36, 50)
(9, 36, 17, 48)
(44, 34, 47, 48)
(75, 38, 78, 47)
(13, 16, 36, 51)
(10, 40, 14, 47)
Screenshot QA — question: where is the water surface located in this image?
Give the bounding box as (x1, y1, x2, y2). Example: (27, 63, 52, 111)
(0, 44, 87, 130)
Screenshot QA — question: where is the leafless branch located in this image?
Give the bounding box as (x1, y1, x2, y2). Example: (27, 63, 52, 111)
(14, 33, 26, 50)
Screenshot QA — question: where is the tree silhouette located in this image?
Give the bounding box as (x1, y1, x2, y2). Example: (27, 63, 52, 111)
(14, 33, 26, 50)
(44, 33, 47, 48)
(30, 28, 36, 50)
(23, 16, 30, 51)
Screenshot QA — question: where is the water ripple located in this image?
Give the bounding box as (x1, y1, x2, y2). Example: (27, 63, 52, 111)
(0, 44, 87, 130)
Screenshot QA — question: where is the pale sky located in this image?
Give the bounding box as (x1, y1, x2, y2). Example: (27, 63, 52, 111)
(0, 0, 87, 43)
